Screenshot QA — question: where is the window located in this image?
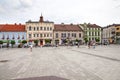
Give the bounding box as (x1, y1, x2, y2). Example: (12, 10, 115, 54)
(72, 33, 74, 37)
(116, 32, 120, 36)
(40, 34, 42, 37)
(56, 33, 58, 38)
(79, 33, 81, 38)
(50, 27, 52, 30)
(117, 28, 119, 30)
(47, 34, 49, 37)
(29, 34, 31, 38)
(98, 32, 100, 36)
(34, 27, 36, 31)
(50, 33, 52, 37)
(68, 33, 70, 37)
(92, 32, 94, 36)
(22, 35, 24, 39)
(34, 34, 35, 37)
(74, 33, 76, 37)
(64, 33, 66, 37)
(44, 34, 46, 37)
(37, 27, 39, 31)
(40, 27, 42, 30)
(47, 27, 49, 30)
(44, 27, 46, 30)
(29, 26, 32, 31)
(37, 34, 39, 37)
(89, 32, 91, 36)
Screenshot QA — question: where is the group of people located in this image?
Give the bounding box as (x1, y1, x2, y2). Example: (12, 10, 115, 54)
(88, 40, 96, 49)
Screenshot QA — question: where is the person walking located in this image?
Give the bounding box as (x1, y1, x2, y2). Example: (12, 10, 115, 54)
(88, 41, 91, 49)
(30, 44, 33, 52)
(92, 41, 96, 49)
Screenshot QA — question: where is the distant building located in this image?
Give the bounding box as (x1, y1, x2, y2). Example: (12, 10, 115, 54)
(26, 15, 54, 45)
(54, 23, 83, 45)
(0, 23, 26, 45)
(102, 25, 115, 44)
(115, 24, 120, 44)
(80, 23, 102, 43)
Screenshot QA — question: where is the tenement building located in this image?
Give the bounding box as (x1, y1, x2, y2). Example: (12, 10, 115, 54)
(80, 23, 102, 43)
(115, 24, 120, 44)
(102, 25, 115, 44)
(26, 15, 54, 45)
(54, 23, 83, 45)
(0, 23, 26, 45)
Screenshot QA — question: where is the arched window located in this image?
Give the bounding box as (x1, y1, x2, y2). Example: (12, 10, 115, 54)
(29, 26, 32, 31)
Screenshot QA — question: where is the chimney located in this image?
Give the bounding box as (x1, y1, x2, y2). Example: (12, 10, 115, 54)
(61, 23, 64, 26)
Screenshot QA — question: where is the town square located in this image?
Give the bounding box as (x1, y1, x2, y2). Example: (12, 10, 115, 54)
(0, 45, 120, 80)
(0, 0, 120, 80)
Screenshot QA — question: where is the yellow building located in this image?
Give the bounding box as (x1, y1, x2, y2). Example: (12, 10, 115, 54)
(26, 15, 54, 46)
(115, 24, 120, 44)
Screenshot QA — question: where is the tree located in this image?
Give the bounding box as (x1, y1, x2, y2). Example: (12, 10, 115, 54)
(45, 39, 51, 44)
(95, 38, 100, 42)
(22, 40, 27, 44)
(0, 40, 3, 44)
(11, 40, 15, 48)
(7, 40, 9, 48)
(75, 39, 79, 42)
(84, 38, 88, 43)
(34, 40, 38, 46)
(0, 40, 3, 48)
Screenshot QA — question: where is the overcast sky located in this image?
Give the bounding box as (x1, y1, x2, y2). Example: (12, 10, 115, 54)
(0, 0, 120, 27)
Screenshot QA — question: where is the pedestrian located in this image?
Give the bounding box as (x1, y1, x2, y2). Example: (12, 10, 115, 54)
(30, 44, 33, 52)
(92, 41, 96, 49)
(77, 42, 80, 48)
(88, 41, 91, 49)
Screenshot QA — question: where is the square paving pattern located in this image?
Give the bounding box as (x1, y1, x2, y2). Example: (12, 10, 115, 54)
(0, 45, 120, 80)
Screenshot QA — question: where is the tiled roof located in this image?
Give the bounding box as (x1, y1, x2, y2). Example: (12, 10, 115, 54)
(54, 24, 83, 31)
(0, 24, 26, 32)
(87, 24, 101, 28)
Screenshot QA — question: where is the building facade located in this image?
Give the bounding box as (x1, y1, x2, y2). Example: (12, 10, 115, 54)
(54, 24, 83, 45)
(26, 15, 54, 45)
(80, 23, 102, 43)
(0, 24, 26, 45)
(115, 24, 120, 44)
(102, 25, 115, 44)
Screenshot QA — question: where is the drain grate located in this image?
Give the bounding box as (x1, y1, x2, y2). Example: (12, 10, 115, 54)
(0, 60, 9, 63)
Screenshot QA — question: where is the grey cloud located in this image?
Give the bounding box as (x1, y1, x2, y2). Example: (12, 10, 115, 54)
(0, 0, 33, 13)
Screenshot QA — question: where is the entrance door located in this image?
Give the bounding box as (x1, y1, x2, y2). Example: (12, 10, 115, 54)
(40, 40, 43, 45)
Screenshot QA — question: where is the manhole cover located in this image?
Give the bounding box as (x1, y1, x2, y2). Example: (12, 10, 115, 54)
(0, 60, 9, 63)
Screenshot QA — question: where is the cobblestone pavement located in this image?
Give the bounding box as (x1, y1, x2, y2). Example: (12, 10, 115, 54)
(0, 45, 120, 80)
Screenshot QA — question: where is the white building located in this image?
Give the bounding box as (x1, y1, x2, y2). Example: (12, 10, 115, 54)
(26, 15, 54, 45)
(0, 24, 26, 45)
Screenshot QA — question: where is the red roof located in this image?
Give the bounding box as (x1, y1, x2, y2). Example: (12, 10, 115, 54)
(54, 24, 83, 31)
(87, 24, 101, 28)
(0, 24, 26, 32)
